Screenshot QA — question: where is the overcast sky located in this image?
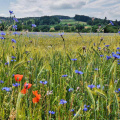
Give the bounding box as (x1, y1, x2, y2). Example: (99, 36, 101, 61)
(0, 0, 120, 20)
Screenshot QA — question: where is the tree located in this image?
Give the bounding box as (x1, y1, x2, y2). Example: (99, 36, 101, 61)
(74, 15, 91, 22)
(40, 25, 50, 32)
(71, 26, 75, 31)
(54, 25, 61, 31)
(76, 24, 84, 32)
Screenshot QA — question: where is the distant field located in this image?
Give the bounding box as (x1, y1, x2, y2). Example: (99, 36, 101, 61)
(50, 19, 89, 29)
(60, 19, 87, 25)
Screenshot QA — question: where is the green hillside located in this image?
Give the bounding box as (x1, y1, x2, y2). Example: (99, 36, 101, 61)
(0, 15, 120, 33)
(60, 19, 87, 25)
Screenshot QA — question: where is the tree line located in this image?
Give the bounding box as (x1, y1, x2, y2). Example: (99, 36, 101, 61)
(0, 15, 120, 33)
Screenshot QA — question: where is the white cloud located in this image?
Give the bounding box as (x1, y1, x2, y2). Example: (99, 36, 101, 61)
(9, 0, 120, 20)
(50, 0, 86, 9)
(10, 0, 88, 18)
(10, 0, 44, 17)
(0, 13, 6, 17)
(82, 0, 120, 20)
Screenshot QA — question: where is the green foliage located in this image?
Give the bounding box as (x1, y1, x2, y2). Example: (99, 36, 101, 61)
(76, 24, 84, 32)
(54, 25, 61, 31)
(40, 25, 50, 32)
(104, 26, 118, 33)
(74, 15, 91, 22)
(0, 15, 120, 32)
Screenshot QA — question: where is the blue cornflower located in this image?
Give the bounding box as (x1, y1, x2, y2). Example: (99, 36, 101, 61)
(118, 88, 120, 91)
(97, 84, 101, 89)
(112, 53, 120, 59)
(5, 62, 9, 65)
(116, 47, 120, 50)
(59, 99, 67, 104)
(11, 56, 16, 59)
(62, 75, 68, 77)
(88, 84, 95, 89)
(73, 113, 76, 116)
(75, 70, 83, 74)
(84, 105, 87, 107)
(98, 47, 101, 50)
(40, 81, 47, 85)
(12, 83, 20, 87)
(71, 58, 77, 61)
(70, 109, 74, 112)
(110, 21, 114, 25)
(114, 55, 120, 59)
(95, 68, 98, 71)
(12, 39, 16, 43)
(115, 90, 119, 93)
(0, 80, 4, 83)
(1, 32, 5, 36)
(114, 80, 118, 83)
(32, 24, 36, 27)
(30, 58, 33, 60)
(116, 51, 120, 55)
(97, 84, 104, 89)
(68, 88, 74, 92)
(25, 51, 28, 54)
(13, 18, 18, 22)
(13, 32, 18, 35)
(0, 37, 4, 39)
(9, 10, 14, 14)
(105, 45, 109, 47)
(100, 55, 104, 57)
(11, 60, 16, 62)
(49, 111, 55, 114)
(112, 52, 115, 55)
(118, 31, 120, 34)
(106, 56, 112, 60)
(83, 107, 87, 111)
(13, 25, 17, 30)
(2, 87, 11, 92)
(84, 105, 90, 108)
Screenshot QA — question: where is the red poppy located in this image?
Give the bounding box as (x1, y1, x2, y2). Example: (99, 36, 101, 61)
(21, 88, 27, 94)
(24, 82, 32, 89)
(14, 74, 23, 82)
(21, 82, 32, 94)
(32, 97, 39, 103)
(32, 90, 41, 103)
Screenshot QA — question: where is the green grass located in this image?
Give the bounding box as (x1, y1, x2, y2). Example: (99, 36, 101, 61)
(0, 32, 120, 119)
(50, 19, 89, 30)
(60, 19, 87, 25)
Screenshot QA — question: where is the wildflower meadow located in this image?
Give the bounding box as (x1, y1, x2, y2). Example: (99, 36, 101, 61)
(0, 10, 120, 120)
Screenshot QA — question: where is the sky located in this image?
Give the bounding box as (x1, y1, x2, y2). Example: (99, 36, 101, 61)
(0, 0, 120, 20)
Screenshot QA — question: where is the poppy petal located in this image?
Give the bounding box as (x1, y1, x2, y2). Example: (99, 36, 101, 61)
(27, 83, 32, 89)
(32, 90, 38, 95)
(32, 97, 39, 103)
(24, 82, 32, 89)
(32, 90, 41, 99)
(14, 74, 23, 82)
(21, 88, 27, 94)
(36, 94, 41, 99)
